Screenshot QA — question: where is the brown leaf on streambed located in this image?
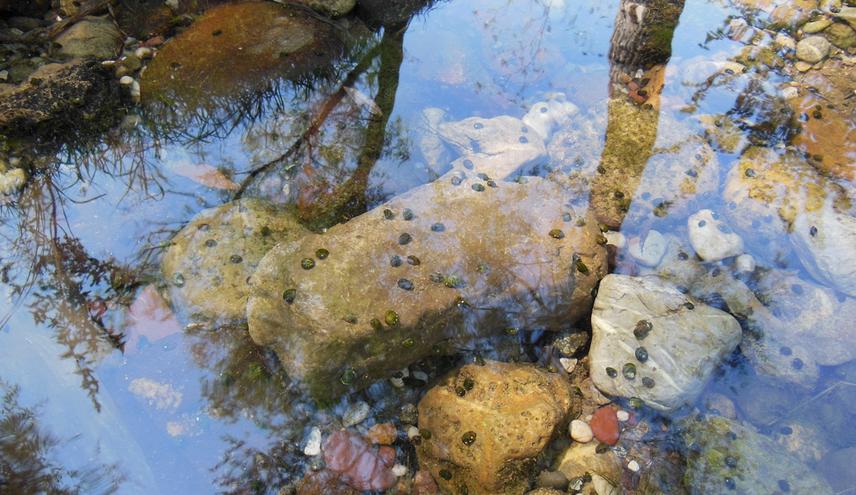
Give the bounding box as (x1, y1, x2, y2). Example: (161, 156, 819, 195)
(171, 162, 240, 190)
(124, 285, 181, 353)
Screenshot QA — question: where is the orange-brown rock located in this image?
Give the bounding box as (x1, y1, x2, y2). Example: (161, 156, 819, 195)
(367, 422, 398, 445)
(416, 361, 576, 495)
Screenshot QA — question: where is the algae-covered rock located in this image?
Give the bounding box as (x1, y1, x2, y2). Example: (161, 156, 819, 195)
(141, 1, 344, 110)
(0, 60, 120, 139)
(286, 0, 356, 17)
(681, 415, 834, 494)
(416, 361, 574, 495)
(589, 274, 742, 411)
(247, 176, 606, 399)
(161, 198, 307, 324)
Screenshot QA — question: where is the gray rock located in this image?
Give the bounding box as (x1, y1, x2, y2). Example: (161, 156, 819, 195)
(589, 274, 742, 411)
(688, 209, 743, 261)
(161, 199, 307, 324)
(247, 176, 606, 399)
(795, 35, 831, 63)
(681, 416, 834, 494)
(55, 16, 123, 60)
(627, 229, 667, 267)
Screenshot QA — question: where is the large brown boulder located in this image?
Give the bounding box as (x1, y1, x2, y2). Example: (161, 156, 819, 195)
(161, 199, 307, 324)
(247, 175, 607, 399)
(416, 361, 576, 495)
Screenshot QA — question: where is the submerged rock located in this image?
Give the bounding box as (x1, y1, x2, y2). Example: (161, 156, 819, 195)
(642, 234, 856, 387)
(681, 415, 834, 494)
(161, 199, 306, 324)
(723, 147, 856, 296)
(283, 0, 356, 17)
(589, 274, 742, 411)
(248, 175, 606, 398)
(434, 93, 578, 180)
(141, 1, 345, 110)
(416, 361, 574, 495)
(687, 209, 743, 261)
(322, 430, 397, 491)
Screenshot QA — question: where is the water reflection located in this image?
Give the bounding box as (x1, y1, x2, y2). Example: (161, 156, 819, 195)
(0, 0, 854, 492)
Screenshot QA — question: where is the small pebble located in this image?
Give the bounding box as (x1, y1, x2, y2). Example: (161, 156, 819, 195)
(342, 401, 370, 427)
(392, 464, 407, 477)
(303, 427, 322, 456)
(627, 460, 640, 472)
(570, 419, 594, 443)
(559, 357, 577, 373)
(406, 426, 420, 440)
(616, 410, 630, 422)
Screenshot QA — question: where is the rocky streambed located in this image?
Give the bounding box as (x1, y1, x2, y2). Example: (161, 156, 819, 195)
(2, 0, 855, 494)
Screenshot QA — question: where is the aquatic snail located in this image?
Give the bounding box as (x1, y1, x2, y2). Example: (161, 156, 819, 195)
(461, 431, 477, 446)
(301, 258, 315, 270)
(623, 362, 637, 380)
(230, 254, 243, 264)
(385, 310, 400, 326)
(634, 320, 652, 340)
(549, 229, 565, 239)
(315, 248, 330, 259)
(471, 183, 485, 192)
(635, 346, 648, 362)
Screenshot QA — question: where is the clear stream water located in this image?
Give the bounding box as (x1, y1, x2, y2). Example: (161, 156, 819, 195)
(1, 0, 854, 493)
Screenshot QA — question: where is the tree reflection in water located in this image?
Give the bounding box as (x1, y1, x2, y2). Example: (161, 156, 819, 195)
(0, 379, 125, 494)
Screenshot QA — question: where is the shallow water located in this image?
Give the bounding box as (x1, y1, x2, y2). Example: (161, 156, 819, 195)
(1, 0, 855, 493)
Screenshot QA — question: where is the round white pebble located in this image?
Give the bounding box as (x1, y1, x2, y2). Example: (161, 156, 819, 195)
(559, 357, 578, 373)
(119, 75, 134, 86)
(616, 410, 630, 422)
(569, 419, 594, 443)
(735, 254, 756, 273)
(627, 460, 640, 472)
(407, 426, 420, 440)
(392, 464, 408, 477)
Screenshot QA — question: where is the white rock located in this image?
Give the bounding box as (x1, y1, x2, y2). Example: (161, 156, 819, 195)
(616, 410, 630, 422)
(119, 75, 134, 86)
(130, 80, 141, 103)
(342, 401, 370, 427)
(411, 370, 429, 382)
(389, 376, 405, 388)
(688, 209, 743, 261)
(781, 86, 799, 99)
(0, 70, 7, 81)
(559, 357, 578, 373)
(165, 0, 179, 10)
(569, 420, 594, 443)
(135, 47, 153, 59)
(589, 275, 742, 411)
(303, 427, 322, 456)
(735, 254, 756, 273)
(627, 460, 640, 472)
(392, 464, 408, 477)
(604, 231, 626, 249)
(791, 208, 856, 297)
(407, 425, 420, 440)
(628, 230, 667, 267)
(522, 93, 578, 140)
